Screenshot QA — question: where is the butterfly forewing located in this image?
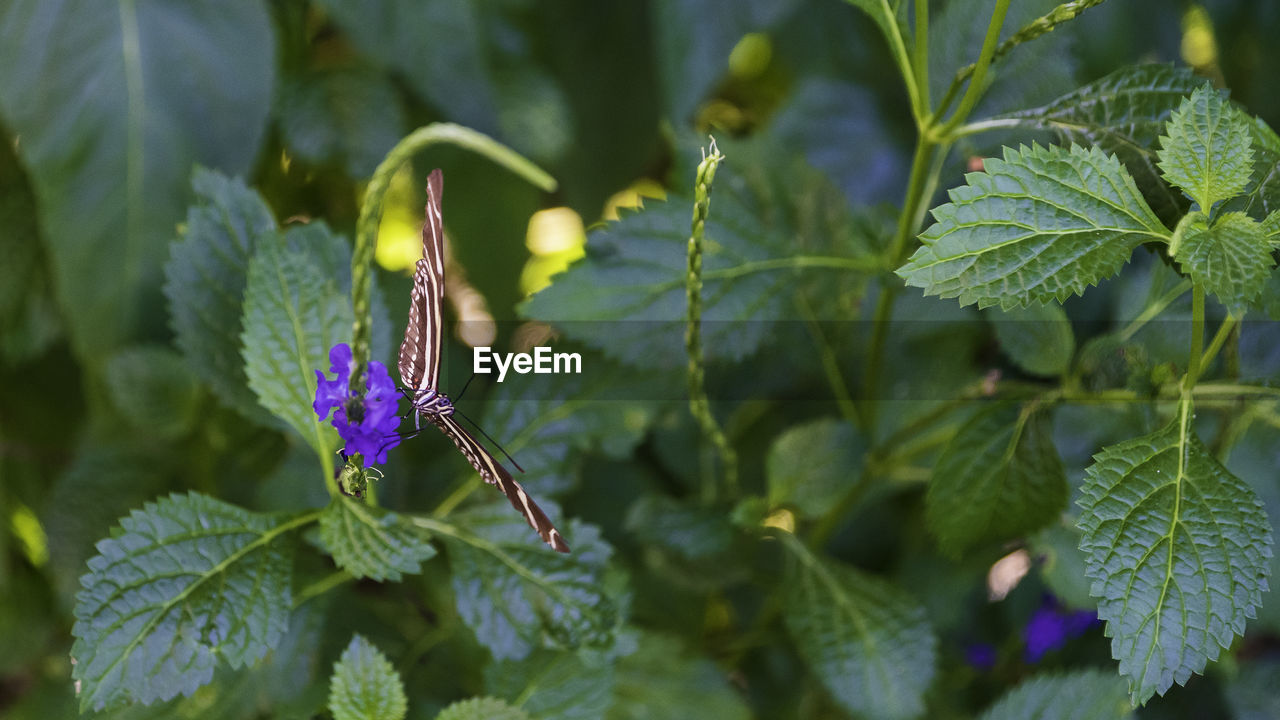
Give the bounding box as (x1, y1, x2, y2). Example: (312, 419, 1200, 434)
(434, 415, 570, 553)
(398, 169, 447, 393)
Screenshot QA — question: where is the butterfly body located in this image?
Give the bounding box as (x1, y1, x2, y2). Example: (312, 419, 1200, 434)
(398, 169, 569, 554)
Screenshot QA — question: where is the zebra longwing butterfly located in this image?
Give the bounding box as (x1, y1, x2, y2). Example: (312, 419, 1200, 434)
(399, 169, 569, 553)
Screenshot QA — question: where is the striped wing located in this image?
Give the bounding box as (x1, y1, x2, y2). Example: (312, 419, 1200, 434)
(433, 414, 570, 553)
(398, 169, 447, 392)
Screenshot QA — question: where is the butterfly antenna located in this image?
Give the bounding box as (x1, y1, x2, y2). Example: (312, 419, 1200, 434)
(453, 371, 479, 402)
(453, 408, 526, 473)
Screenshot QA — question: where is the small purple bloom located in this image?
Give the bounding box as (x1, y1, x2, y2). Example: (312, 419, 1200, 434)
(314, 343, 402, 464)
(964, 642, 997, 671)
(1023, 597, 1098, 662)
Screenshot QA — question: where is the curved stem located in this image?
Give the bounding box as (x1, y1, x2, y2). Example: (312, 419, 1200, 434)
(1186, 285, 1206, 388)
(347, 124, 556, 397)
(933, 0, 1011, 139)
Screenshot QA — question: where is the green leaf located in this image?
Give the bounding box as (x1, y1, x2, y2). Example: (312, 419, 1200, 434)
(1173, 212, 1274, 312)
(606, 632, 751, 720)
(521, 166, 831, 367)
(241, 229, 352, 457)
(435, 697, 531, 720)
(1077, 416, 1274, 704)
(70, 493, 300, 711)
(103, 346, 202, 439)
(483, 649, 614, 720)
(442, 508, 621, 661)
(900, 144, 1167, 309)
(0, 122, 60, 363)
(318, 497, 437, 582)
(480, 358, 663, 496)
(278, 67, 406, 179)
(1226, 116, 1280, 222)
(977, 669, 1132, 720)
(766, 418, 865, 519)
(782, 539, 936, 720)
(317, 0, 498, 134)
(987, 303, 1075, 377)
(927, 402, 1068, 555)
(997, 64, 1206, 223)
(0, 0, 273, 358)
(165, 168, 278, 425)
(328, 635, 408, 720)
(1157, 85, 1254, 211)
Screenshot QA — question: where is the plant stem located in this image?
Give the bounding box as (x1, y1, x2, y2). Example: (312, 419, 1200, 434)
(1118, 279, 1193, 342)
(1200, 315, 1239, 374)
(347, 123, 556, 398)
(933, 0, 1011, 139)
(685, 140, 737, 501)
(914, 0, 930, 113)
(1186, 285, 1206, 388)
(796, 294, 861, 430)
(864, 136, 941, 427)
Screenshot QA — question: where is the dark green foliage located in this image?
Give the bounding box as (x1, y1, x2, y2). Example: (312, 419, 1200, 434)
(3, 1, 1279, 718)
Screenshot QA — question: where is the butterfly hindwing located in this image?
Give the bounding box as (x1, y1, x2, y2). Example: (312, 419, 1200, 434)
(433, 414, 570, 553)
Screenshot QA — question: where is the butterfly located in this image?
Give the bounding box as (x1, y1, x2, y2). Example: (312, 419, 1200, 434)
(398, 169, 569, 553)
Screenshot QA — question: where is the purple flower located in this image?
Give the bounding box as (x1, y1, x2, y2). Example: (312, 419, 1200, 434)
(964, 642, 997, 671)
(314, 343, 402, 464)
(1023, 597, 1099, 662)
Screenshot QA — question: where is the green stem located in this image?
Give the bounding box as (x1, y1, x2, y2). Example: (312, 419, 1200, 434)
(933, 0, 1011, 139)
(796, 294, 861, 430)
(347, 123, 556, 398)
(686, 140, 737, 501)
(702, 255, 886, 280)
(1117, 279, 1193, 342)
(936, 0, 1112, 124)
(870, 0, 926, 125)
(293, 569, 354, 609)
(913, 0, 930, 113)
(1186, 285, 1206, 388)
(1200, 315, 1239, 374)
(865, 137, 942, 427)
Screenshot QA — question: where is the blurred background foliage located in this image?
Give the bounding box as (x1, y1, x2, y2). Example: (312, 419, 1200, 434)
(2, 0, 1280, 718)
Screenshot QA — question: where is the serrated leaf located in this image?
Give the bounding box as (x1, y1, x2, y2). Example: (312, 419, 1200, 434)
(783, 540, 936, 720)
(606, 632, 750, 720)
(318, 497, 436, 582)
(900, 143, 1167, 309)
(1157, 85, 1253, 211)
(1077, 416, 1273, 704)
(1227, 116, 1280, 222)
(165, 168, 278, 425)
(997, 64, 1206, 223)
(278, 67, 406, 179)
(766, 418, 865, 518)
(978, 669, 1132, 720)
(441, 508, 621, 661)
(103, 346, 202, 439)
(623, 495, 745, 592)
(521, 168, 813, 368)
(71, 493, 300, 711)
(483, 649, 614, 720)
(987, 303, 1075, 377)
(435, 697, 531, 720)
(328, 635, 407, 720)
(0, 0, 272, 359)
(1174, 212, 1274, 312)
(241, 231, 352, 457)
(927, 402, 1068, 555)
